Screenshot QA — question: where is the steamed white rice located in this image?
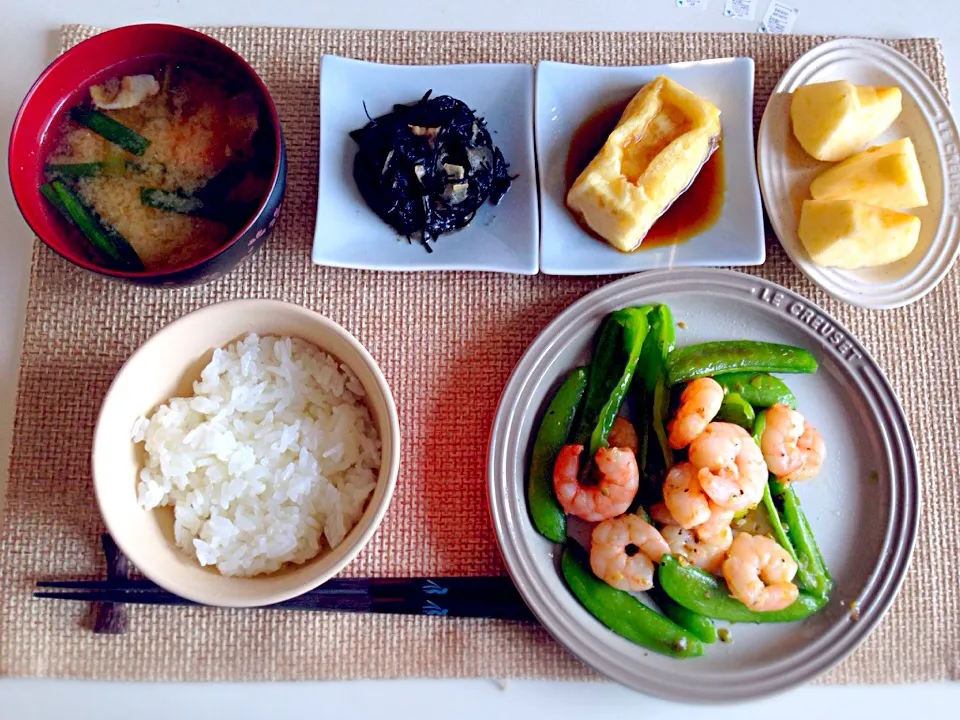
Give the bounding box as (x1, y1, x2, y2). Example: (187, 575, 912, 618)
(132, 333, 381, 577)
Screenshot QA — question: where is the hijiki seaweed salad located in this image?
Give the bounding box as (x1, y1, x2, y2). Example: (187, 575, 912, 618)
(349, 91, 513, 251)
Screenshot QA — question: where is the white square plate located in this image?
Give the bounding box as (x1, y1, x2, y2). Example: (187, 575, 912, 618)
(314, 56, 538, 273)
(536, 59, 765, 275)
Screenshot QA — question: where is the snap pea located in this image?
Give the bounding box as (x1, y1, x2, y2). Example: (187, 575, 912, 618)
(781, 487, 833, 599)
(648, 584, 717, 644)
(761, 482, 797, 562)
(70, 106, 151, 155)
(666, 341, 818, 385)
(527, 368, 588, 542)
(585, 307, 651, 457)
(716, 392, 755, 430)
(633, 507, 716, 644)
(753, 411, 832, 599)
(561, 544, 703, 657)
(714, 371, 797, 409)
(658, 554, 826, 623)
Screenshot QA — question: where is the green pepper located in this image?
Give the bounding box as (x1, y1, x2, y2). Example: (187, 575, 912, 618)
(714, 371, 797, 409)
(647, 306, 675, 470)
(716, 392, 755, 430)
(572, 316, 622, 447)
(658, 554, 826, 623)
(584, 307, 651, 456)
(666, 341, 818, 385)
(527, 368, 588, 542)
(561, 544, 703, 657)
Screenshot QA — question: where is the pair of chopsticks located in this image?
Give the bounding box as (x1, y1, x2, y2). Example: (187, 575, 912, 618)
(34, 575, 534, 620)
(34, 535, 534, 634)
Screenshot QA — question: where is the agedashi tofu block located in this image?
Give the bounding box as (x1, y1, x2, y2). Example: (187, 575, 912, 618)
(797, 198, 920, 269)
(566, 75, 721, 253)
(809, 137, 928, 210)
(791, 80, 902, 162)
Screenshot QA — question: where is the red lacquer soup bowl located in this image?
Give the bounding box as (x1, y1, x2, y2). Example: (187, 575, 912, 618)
(9, 24, 286, 287)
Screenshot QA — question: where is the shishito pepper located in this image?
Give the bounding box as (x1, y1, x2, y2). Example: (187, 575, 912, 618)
(561, 543, 704, 657)
(526, 368, 588, 542)
(658, 554, 826, 623)
(666, 341, 818, 385)
(639, 305, 675, 472)
(574, 307, 652, 456)
(714, 371, 798, 409)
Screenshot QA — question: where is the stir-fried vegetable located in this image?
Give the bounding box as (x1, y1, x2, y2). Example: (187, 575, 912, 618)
(658, 554, 826, 623)
(666, 341, 818, 385)
(527, 368, 588, 542)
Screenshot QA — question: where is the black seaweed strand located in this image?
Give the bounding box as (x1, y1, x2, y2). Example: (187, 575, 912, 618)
(350, 91, 514, 250)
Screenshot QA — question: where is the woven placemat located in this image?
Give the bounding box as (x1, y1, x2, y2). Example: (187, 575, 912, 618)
(1, 26, 957, 684)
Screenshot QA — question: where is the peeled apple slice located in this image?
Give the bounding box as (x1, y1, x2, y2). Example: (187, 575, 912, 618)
(790, 80, 902, 162)
(797, 198, 920, 269)
(809, 137, 928, 210)
(566, 75, 721, 252)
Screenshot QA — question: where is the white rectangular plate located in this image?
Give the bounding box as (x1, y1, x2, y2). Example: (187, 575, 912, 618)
(314, 56, 538, 273)
(536, 58, 765, 275)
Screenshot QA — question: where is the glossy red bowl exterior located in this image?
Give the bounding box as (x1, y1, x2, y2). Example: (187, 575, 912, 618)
(9, 24, 286, 287)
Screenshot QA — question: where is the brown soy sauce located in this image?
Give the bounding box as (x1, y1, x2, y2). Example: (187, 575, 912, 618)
(564, 95, 725, 250)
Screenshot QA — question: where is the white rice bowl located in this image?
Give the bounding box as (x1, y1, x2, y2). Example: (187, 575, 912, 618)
(132, 333, 381, 577)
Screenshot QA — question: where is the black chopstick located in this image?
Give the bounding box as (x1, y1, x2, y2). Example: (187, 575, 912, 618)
(34, 575, 534, 621)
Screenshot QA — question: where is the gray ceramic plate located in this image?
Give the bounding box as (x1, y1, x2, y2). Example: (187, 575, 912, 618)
(487, 269, 918, 703)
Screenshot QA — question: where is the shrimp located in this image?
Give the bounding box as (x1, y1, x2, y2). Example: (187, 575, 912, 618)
(590, 514, 670, 591)
(650, 498, 732, 540)
(648, 501, 676, 527)
(661, 524, 733, 575)
(607, 416, 639, 456)
(667, 377, 724, 449)
(662, 461, 711, 529)
(553, 444, 639, 522)
(761, 403, 826, 482)
(688, 422, 767, 512)
(722, 532, 799, 611)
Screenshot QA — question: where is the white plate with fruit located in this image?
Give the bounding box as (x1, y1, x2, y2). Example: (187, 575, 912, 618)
(757, 38, 960, 309)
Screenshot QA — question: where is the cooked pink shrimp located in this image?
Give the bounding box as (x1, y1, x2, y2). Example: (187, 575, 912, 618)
(607, 416, 639, 456)
(648, 501, 677, 527)
(695, 503, 735, 540)
(688, 422, 767, 512)
(667, 377, 724, 449)
(649, 498, 732, 541)
(661, 524, 733, 575)
(662, 461, 712, 529)
(553, 444, 639, 522)
(590, 515, 670, 591)
(761, 403, 826, 482)
(722, 532, 799, 611)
